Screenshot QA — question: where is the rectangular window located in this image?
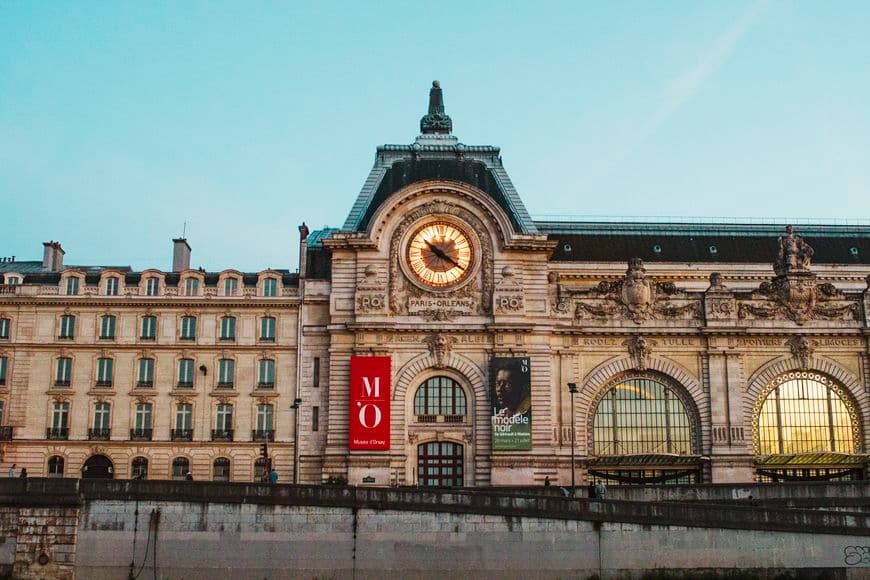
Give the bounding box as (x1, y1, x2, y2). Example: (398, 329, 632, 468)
(220, 317, 235, 340)
(175, 403, 193, 430)
(180, 316, 196, 340)
(135, 403, 153, 430)
(313, 357, 321, 388)
(59, 315, 75, 339)
(138, 358, 154, 387)
(258, 359, 275, 387)
(312, 405, 320, 432)
(145, 278, 159, 296)
(66, 277, 79, 296)
(93, 402, 111, 430)
(218, 359, 234, 387)
(224, 278, 238, 296)
(216, 403, 233, 431)
(105, 277, 119, 296)
(0, 318, 9, 339)
(52, 402, 70, 429)
(256, 404, 274, 432)
(0, 357, 7, 386)
(6, 276, 19, 285)
(0, 400, 4, 425)
(263, 278, 278, 297)
(141, 316, 157, 340)
(100, 315, 116, 340)
(185, 278, 199, 296)
(177, 358, 194, 387)
(96, 358, 113, 386)
(55, 357, 72, 386)
(260, 317, 276, 341)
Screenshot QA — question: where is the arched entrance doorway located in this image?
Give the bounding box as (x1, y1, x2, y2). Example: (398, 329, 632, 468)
(82, 454, 114, 479)
(417, 441, 463, 487)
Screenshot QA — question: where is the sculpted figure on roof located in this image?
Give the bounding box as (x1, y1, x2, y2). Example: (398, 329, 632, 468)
(775, 225, 814, 275)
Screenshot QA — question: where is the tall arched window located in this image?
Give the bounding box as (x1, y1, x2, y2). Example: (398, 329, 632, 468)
(754, 372, 862, 482)
(213, 457, 231, 481)
(589, 375, 700, 486)
(755, 372, 858, 455)
(48, 455, 65, 478)
(172, 457, 190, 480)
(414, 377, 466, 421)
(131, 456, 149, 480)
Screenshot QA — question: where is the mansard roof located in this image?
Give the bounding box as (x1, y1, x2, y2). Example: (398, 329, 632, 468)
(341, 82, 537, 235)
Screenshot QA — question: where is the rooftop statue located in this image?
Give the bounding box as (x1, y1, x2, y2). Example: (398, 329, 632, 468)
(774, 225, 814, 276)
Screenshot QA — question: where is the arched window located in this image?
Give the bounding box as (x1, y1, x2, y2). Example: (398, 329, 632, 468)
(213, 457, 231, 482)
(131, 456, 149, 480)
(414, 377, 466, 420)
(172, 457, 189, 480)
(592, 377, 694, 456)
(48, 455, 65, 478)
(589, 375, 700, 486)
(254, 457, 269, 481)
(756, 372, 858, 455)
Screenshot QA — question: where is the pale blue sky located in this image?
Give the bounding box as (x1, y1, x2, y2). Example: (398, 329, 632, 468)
(2, 1, 868, 271)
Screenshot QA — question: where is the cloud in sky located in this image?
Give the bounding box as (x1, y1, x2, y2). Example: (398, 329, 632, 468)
(596, 0, 770, 177)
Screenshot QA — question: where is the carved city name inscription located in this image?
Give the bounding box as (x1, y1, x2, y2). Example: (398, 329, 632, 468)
(408, 297, 476, 314)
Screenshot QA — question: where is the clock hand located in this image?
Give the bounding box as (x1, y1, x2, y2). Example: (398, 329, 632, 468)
(425, 241, 464, 270)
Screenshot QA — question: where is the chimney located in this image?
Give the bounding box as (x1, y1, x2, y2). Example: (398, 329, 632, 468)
(298, 223, 309, 278)
(172, 238, 191, 272)
(42, 241, 65, 271)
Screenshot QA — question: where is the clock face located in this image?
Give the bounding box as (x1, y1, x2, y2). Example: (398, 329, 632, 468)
(407, 222, 474, 288)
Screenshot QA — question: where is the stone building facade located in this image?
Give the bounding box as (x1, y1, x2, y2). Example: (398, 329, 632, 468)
(1, 82, 869, 487)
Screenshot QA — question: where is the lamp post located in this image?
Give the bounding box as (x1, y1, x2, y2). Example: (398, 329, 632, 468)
(567, 383, 578, 494)
(291, 398, 302, 484)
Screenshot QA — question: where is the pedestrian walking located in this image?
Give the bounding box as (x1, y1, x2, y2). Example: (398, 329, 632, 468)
(185, 472, 193, 481)
(544, 476, 550, 487)
(18, 468, 27, 479)
(8, 464, 16, 478)
(269, 469, 278, 485)
(594, 481, 606, 500)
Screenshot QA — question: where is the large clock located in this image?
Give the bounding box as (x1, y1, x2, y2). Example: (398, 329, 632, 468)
(406, 221, 474, 288)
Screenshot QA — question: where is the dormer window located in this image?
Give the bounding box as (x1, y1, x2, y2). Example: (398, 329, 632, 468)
(106, 277, 119, 296)
(224, 278, 239, 296)
(5, 276, 20, 285)
(185, 278, 199, 296)
(263, 278, 278, 297)
(66, 277, 80, 296)
(145, 278, 159, 296)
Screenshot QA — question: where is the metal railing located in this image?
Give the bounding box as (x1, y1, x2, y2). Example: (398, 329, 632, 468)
(251, 429, 275, 442)
(171, 429, 193, 441)
(88, 428, 110, 440)
(130, 428, 153, 441)
(212, 429, 234, 441)
(46, 427, 69, 440)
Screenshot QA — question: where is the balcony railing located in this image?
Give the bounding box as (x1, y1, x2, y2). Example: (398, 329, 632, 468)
(95, 380, 113, 388)
(251, 429, 275, 442)
(216, 382, 234, 389)
(176, 381, 194, 389)
(256, 382, 274, 389)
(88, 427, 111, 440)
(444, 414, 465, 423)
(54, 380, 71, 387)
(171, 428, 193, 441)
(0, 426, 13, 440)
(136, 381, 154, 389)
(416, 414, 437, 423)
(211, 429, 234, 441)
(415, 414, 465, 424)
(130, 428, 153, 441)
(46, 427, 69, 440)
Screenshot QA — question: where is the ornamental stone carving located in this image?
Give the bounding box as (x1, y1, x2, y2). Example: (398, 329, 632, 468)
(355, 264, 388, 314)
(625, 335, 653, 370)
(424, 333, 457, 369)
(788, 335, 814, 370)
(737, 227, 859, 325)
(574, 259, 701, 324)
(493, 266, 525, 314)
(704, 272, 736, 323)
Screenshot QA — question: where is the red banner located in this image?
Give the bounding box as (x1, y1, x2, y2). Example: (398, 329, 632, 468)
(348, 356, 391, 450)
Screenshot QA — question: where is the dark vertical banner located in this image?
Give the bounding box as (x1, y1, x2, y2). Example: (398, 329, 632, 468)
(491, 357, 532, 451)
(348, 356, 391, 450)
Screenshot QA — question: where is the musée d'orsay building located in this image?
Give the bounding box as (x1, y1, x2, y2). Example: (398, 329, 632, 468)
(1, 82, 869, 488)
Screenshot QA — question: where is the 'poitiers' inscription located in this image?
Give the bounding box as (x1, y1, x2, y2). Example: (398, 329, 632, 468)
(739, 338, 782, 347)
(408, 297, 476, 314)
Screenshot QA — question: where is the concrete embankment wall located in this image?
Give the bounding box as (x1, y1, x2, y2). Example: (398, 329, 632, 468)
(1, 479, 869, 579)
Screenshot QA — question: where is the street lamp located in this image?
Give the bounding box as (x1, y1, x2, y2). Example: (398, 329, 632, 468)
(567, 383, 578, 494)
(291, 398, 302, 484)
